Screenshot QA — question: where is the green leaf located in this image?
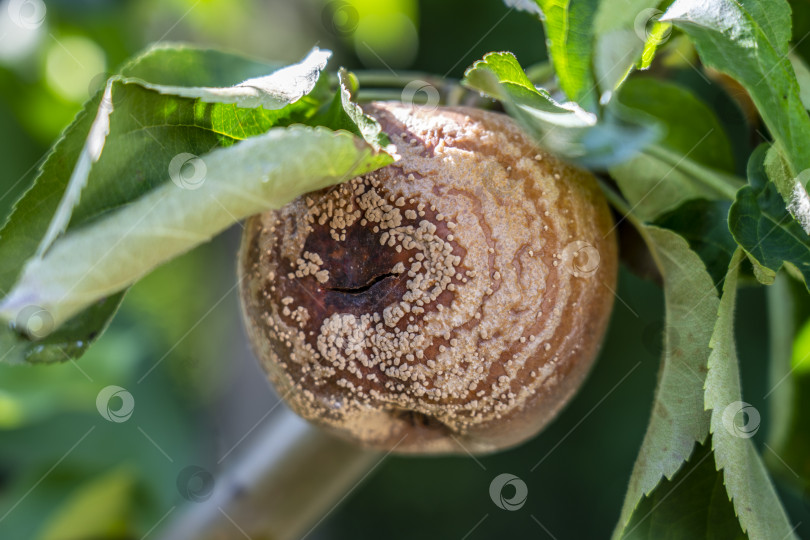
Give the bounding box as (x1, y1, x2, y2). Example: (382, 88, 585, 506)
(766, 272, 810, 490)
(119, 43, 291, 86)
(117, 49, 330, 109)
(534, 0, 599, 110)
(728, 145, 810, 289)
(789, 0, 810, 65)
(0, 44, 293, 292)
(661, 0, 810, 182)
(463, 51, 593, 124)
(0, 294, 126, 365)
(654, 199, 736, 288)
(36, 466, 135, 540)
(608, 77, 742, 220)
(0, 126, 391, 339)
(0, 93, 99, 295)
(593, 30, 643, 96)
(638, 19, 672, 70)
(312, 68, 389, 148)
(613, 226, 718, 538)
(593, 0, 667, 93)
(763, 140, 800, 207)
(609, 77, 742, 220)
(763, 142, 810, 237)
(661, 2, 810, 232)
(610, 147, 739, 221)
(38, 47, 333, 256)
(621, 442, 746, 540)
(619, 78, 734, 171)
(705, 249, 797, 539)
(462, 51, 659, 168)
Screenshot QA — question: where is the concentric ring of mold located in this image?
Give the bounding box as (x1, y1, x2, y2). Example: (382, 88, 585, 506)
(238, 102, 618, 454)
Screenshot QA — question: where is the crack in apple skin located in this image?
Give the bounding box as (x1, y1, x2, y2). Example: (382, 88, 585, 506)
(326, 272, 398, 294)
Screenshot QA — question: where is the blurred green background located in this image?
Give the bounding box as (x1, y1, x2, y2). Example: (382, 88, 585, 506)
(0, 0, 808, 538)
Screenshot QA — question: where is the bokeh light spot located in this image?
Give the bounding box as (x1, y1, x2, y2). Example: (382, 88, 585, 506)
(45, 35, 106, 103)
(354, 13, 418, 69)
(792, 317, 810, 375)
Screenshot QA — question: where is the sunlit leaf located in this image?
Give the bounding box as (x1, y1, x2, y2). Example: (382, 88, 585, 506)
(705, 249, 798, 539)
(534, 0, 600, 110)
(462, 51, 658, 169)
